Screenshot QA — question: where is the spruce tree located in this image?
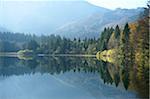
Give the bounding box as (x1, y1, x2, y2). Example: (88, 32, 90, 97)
(123, 23, 130, 43)
(114, 25, 120, 39)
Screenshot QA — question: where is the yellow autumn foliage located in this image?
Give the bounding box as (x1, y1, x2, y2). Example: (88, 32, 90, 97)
(96, 49, 117, 63)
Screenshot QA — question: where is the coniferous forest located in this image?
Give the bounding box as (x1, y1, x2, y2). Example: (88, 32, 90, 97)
(0, 5, 149, 56)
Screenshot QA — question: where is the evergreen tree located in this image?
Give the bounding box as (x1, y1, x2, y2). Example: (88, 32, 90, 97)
(26, 40, 39, 51)
(114, 25, 120, 39)
(123, 23, 130, 43)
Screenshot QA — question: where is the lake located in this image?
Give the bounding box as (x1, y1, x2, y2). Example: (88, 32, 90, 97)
(0, 56, 147, 99)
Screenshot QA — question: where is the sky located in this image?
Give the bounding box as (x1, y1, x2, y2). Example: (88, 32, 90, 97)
(0, 0, 148, 10)
(87, 0, 148, 10)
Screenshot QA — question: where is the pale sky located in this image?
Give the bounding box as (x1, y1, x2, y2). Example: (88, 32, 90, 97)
(0, 0, 148, 10)
(87, 0, 148, 10)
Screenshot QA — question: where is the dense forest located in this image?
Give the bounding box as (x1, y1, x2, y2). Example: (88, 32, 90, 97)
(0, 32, 99, 54)
(96, 4, 149, 98)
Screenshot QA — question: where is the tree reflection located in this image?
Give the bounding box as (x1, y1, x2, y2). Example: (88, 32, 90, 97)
(0, 56, 148, 98)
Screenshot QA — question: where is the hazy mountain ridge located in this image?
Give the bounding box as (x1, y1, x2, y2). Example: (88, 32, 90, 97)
(0, 1, 143, 39)
(0, 1, 110, 35)
(53, 7, 144, 39)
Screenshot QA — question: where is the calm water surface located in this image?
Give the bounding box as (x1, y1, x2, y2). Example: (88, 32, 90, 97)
(0, 56, 144, 99)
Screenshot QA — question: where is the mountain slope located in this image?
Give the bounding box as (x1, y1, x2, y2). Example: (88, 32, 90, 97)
(54, 8, 144, 39)
(0, 1, 110, 35)
(0, 1, 143, 39)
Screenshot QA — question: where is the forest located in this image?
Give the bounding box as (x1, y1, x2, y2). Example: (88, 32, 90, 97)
(96, 5, 149, 98)
(0, 5, 148, 58)
(0, 31, 99, 54)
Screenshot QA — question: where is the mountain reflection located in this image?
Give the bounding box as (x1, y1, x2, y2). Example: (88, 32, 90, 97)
(0, 56, 148, 98)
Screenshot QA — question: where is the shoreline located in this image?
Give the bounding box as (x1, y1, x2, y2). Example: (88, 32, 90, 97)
(38, 54, 96, 57)
(0, 52, 96, 58)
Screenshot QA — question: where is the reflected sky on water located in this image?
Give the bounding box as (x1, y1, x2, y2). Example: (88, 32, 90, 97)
(0, 57, 141, 99)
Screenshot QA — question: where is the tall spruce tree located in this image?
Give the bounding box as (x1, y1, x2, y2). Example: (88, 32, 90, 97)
(123, 23, 130, 43)
(114, 25, 120, 39)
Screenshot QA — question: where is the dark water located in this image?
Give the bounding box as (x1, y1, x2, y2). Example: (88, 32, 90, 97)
(0, 56, 146, 99)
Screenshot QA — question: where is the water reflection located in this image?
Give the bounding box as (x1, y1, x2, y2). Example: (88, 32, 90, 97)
(0, 57, 98, 76)
(0, 56, 147, 99)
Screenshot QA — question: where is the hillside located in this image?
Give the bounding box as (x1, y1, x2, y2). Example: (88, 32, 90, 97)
(0, 1, 143, 39)
(54, 8, 144, 39)
(0, 1, 110, 35)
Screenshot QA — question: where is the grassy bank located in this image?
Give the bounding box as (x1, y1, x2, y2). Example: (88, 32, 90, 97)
(96, 49, 117, 63)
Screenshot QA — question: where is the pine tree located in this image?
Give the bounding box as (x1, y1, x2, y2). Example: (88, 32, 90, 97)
(114, 25, 120, 39)
(123, 23, 130, 43)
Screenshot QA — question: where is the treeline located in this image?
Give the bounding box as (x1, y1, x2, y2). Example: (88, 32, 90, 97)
(0, 32, 98, 54)
(0, 32, 37, 52)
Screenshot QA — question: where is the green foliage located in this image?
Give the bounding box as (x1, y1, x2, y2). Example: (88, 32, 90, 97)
(0, 32, 99, 54)
(98, 27, 114, 51)
(0, 40, 20, 52)
(114, 25, 120, 39)
(97, 6, 149, 98)
(123, 23, 130, 43)
(25, 40, 39, 51)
